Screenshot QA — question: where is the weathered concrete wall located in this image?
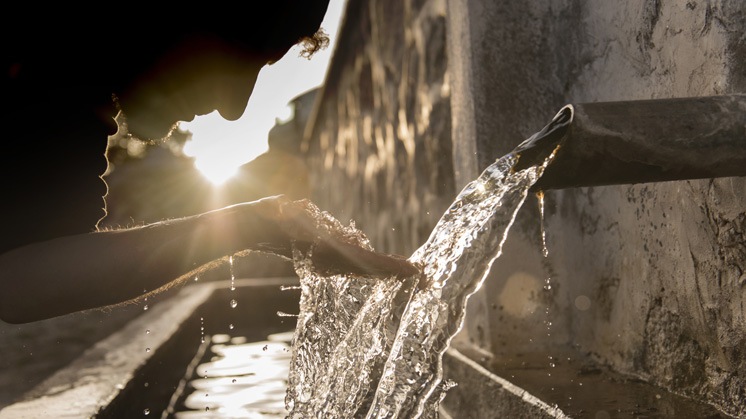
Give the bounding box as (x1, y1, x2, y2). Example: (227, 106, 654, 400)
(447, 0, 746, 416)
(304, 0, 746, 416)
(303, 0, 454, 256)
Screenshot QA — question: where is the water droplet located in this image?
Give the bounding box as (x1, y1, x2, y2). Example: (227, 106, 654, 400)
(144, 408, 150, 415)
(205, 406, 210, 411)
(144, 382, 149, 387)
(229, 324, 234, 330)
(145, 347, 150, 353)
(262, 345, 268, 351)
(232, 378, 237, 383)
(143, 305, 148, 311)
(230, 299, 238, 308)
(194, 276, 199, 282)
(229, 255, 236, 291)
(145, 329, 150, 334)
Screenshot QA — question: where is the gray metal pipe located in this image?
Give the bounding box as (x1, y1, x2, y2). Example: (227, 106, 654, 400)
(512, 95, 746, 190)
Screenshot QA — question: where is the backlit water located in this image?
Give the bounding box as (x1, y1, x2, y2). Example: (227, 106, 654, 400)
(284, 148, 556, 418)
(171, 151, 554, 417)
(172, 107, 569, 418)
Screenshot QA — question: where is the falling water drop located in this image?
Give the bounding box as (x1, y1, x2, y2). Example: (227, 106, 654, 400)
(538, 191, 555, 364)
(229, 255, 236, 291)
(230, 299, 238, 309)
(537, 191, 549, 257)
(143, 305, 149, 311)
(143, 408, 150, 415)
(145, 347, 150, 353)
(145, 329, 150, 335)
(229, 323, 234, 330)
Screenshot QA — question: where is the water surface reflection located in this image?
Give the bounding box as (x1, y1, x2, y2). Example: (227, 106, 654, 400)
(169, 331, 294, 418)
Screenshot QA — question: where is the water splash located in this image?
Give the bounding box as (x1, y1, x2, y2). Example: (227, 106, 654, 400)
(285, 147, 556, 418)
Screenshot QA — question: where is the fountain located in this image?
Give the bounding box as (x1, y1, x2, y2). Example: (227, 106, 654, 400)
(2, 95, 743, 418)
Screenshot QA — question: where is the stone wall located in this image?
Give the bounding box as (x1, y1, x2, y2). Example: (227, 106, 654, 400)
(302, 0, 454, 256)
(304, 0, 746, 416)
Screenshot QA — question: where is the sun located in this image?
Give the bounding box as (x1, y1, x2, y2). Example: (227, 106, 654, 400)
(180, 111, 269, 185)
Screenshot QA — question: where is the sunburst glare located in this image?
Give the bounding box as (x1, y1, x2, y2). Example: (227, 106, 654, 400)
(180, 111, 260, 185)
(178, 0, 347, 186)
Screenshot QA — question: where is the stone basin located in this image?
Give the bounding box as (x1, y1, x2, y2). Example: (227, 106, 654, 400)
(0, 276, 733, 418)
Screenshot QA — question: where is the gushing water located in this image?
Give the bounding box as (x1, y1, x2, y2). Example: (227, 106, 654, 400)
(284, 146, 557, 418)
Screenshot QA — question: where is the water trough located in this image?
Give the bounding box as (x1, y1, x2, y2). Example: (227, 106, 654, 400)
(0, 278, 302, 418)
(1, 275, 731, 418)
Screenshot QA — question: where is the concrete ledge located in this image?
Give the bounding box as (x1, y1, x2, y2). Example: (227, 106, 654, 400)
(0, 277, 299, 419)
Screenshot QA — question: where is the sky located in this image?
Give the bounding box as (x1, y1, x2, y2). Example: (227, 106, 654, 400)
(180, 0, 348, 184)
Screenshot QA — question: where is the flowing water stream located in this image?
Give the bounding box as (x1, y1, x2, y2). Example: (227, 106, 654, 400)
(285, 144, 559, 418)
(165, 108, 571, 418)
(159, 106, 571, 418)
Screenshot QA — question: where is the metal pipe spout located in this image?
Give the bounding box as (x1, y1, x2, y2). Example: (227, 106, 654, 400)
(512, 95, 746, 191)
